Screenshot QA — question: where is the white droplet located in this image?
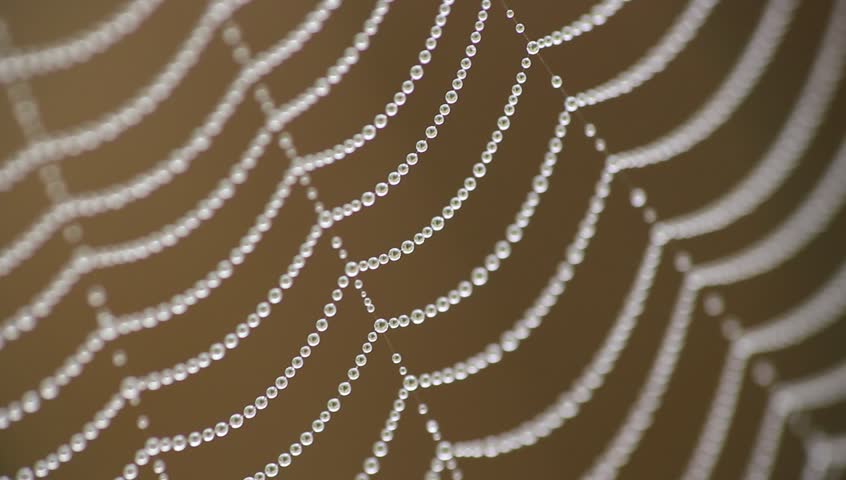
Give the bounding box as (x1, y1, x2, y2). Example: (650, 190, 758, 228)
(112, 349, 127, 367)
(630, 188, 647, 208)
(550, 75, 563, 89)
(703, 292, 725, 317)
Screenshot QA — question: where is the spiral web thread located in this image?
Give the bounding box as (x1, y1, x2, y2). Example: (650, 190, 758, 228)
(0, 0, 844, 479)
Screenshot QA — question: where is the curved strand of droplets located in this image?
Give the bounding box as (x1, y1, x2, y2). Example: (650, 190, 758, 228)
(3, 1, 487, 466)
(288, 0, 664, 169)
(0, 0, 344, 279)
(0, 0, 164, 83)
(448, 239, 662, 458)
(415, 0, 843, 403)
(228, 264, 447, 480)
(531, 0, 631, 51)
(125, 38, 544, 480)
(314, 4, 492, 224)
(581, 138, 846, 480)
(348, 65, 529, 271)
(285, 3, 460, 174)
(0, 0, 448, 349)
(0, 0, 256, 191)
(353, 381, 409, 479)
(607, 0, 797, 170)
(678, 10, 846, 475)
(692, 149, 846, 288)
(0, 0, 401, 422)
(660, 5, 846, 240)
(342, 111, 569, 338)
(0, 0, 457, 350)
(0, 0, 396, 354)
(338, 272, 457, 480)
(109, 215, 344, 480)
(681, 260, 846, 480)
(114, 52, 548, 479)
(678, 9, 846, 475)
(446, 15, 846, 451)
(0, 0, 477, 432)
(4, 211, 326, 479)
(742, 361, 846, 480)
(568, 0, 719, 109)
(0, 0, 840, 476)
(351, 332, 458, 480)
(737, 263, 846, 356)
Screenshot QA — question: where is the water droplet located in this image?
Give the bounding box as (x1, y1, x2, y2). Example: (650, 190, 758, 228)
(551, 75, 563, 89)
(703, 292, 725, 317)
(630, 188, 647, 208)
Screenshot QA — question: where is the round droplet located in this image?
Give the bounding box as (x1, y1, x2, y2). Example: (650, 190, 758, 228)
(112, 350, 127, 367)
(674, 251, 692, 272)
(630, 188, 647, 208)
(403, 375, 419, 391)
(471, 267, 488, 286)
(550, 75, 563, 89)
(703, 293, 725, 317)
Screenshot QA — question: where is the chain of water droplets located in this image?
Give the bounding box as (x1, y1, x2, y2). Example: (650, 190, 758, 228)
(567, 0, 719, 109)
(0, 0, 258, 191)
(0, 0, 404, 432)
(1, 2, 497, 475)
(607, 0, 798, 171)
(1, 0, 846, 478)
(444, 0, 839, 472)
(0, 1, 760, 478)
(0, 0, 346, 278)
(0, 0, 472, 428)
(115, 11, 578, 477)
(1, 0, 505, 454)
(582, 138, 846, 480)
(682, 260, 846, 480)
(532, 0, 631, 51)
(0, 19, 87, 249)
(742, 360, 846, 480)
(678, 5, 846, 476)
(0, 0, 393, 346)
(0, 0, 164, 83)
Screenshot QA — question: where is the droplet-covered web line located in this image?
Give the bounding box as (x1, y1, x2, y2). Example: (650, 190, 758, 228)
(439, 0, 842, 471)
(0, 0, 400, 349)
(683, 260, 846, 480)
(0, 0, 254, 191)
(0, 0, 843, 479)
(0, 0, 344, 279)
(0, 0, 165, 83)
(0, 0, 409, 427)
(1, 2, 502, 461)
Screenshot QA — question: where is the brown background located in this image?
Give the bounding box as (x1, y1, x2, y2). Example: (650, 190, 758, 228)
(0, 0, 844, 478)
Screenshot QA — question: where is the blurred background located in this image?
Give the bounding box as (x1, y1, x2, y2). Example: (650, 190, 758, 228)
(0, 0, 844, 478)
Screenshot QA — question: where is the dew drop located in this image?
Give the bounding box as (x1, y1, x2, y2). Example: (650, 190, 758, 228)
(550, 75, 563, 89)
(629, 188, 647, 208)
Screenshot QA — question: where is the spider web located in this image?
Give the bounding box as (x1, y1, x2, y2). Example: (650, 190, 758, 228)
(0, 0, 844, 479)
